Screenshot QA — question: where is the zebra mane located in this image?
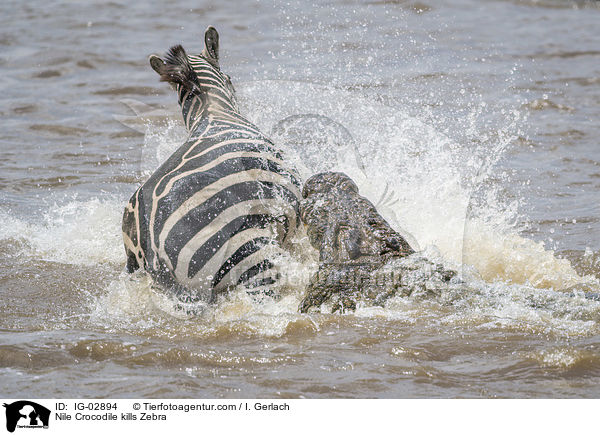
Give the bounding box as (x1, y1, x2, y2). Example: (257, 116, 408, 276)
(160, 45, 203, 95)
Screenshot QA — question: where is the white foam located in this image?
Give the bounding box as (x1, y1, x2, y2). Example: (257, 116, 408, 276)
(237, 80, 597, 291)
(0, 198, 124, 266)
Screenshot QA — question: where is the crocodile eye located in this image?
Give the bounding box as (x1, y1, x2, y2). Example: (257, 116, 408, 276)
(338, 179, 357, 192)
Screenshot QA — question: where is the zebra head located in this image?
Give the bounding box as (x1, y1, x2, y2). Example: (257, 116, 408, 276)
(149, 26, 238, 131)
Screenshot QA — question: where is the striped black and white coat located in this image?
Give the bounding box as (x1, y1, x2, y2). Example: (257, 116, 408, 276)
(122, 27, 301, 304)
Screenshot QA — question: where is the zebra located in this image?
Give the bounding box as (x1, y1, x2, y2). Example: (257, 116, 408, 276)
(122, 26, 302, 306)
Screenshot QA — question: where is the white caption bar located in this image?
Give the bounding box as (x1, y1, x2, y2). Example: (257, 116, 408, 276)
(0, 399, 596, 434)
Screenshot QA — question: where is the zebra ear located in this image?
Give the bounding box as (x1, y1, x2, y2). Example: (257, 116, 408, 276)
(149, 54, 166, 75)
(202, 26, 219, 67)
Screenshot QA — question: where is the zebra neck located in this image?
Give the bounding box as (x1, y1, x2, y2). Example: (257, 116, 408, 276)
(180, 93, 241, 134)
(179, 90, 208, 131)
(206, 106, 247, 125)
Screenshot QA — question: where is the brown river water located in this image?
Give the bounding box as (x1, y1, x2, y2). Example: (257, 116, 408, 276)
(1, 0, 599, 398)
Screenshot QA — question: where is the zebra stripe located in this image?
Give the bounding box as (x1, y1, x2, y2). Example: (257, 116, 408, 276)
(122, 26, 301, 303)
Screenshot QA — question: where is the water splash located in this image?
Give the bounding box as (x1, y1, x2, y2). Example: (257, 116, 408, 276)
(0, 198, 123, 266)
(237, 80, 597, 291)
(2, 78, 598, 339)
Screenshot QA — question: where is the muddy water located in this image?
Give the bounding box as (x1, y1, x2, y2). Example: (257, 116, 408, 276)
(1, 0, 600, 398)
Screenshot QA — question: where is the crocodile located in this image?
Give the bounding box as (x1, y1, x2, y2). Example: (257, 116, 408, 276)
(299, 172, 455, 312)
